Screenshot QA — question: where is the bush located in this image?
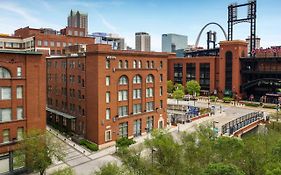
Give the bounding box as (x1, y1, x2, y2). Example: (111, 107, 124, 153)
(116, 137, 136, 148)
(263, 104, 276, 109)
(210, 96, 218, 102)
(79, 139, 98, 151)
(200, 108, 211, 115)
(223, 97, 234, 103)
(244, 102, 260, 107)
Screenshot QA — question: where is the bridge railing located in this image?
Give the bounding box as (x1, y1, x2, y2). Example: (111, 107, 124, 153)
(221, 111, 264, 136)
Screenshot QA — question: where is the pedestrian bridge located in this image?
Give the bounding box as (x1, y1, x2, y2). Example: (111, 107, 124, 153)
(221, 112, 265, 137)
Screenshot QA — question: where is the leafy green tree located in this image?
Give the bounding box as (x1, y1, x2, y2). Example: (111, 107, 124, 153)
(174, 83, 184, 92)
(202, 163, 245, 175)
(51, 168, 75, 175)
(15, 130, 65, 175)
(167, 80, 174, 93)
(186, 80, 200, 96)
(94, 163, 125, 175)
(173, 89, 185, 104)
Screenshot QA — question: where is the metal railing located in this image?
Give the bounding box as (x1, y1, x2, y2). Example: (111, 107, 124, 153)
(221, 111, 264, 135)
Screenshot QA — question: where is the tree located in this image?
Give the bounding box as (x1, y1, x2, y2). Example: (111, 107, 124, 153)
(173, 89, 185, 104)
(15, 130, 65, 175)
(186, 80, 200, 96)
(94, 163, 126, 175)
(202, 163, 245, 175)
(174, 83, 184, 92)
(167, 80, 174, 93)
(51, 168, 75, 175)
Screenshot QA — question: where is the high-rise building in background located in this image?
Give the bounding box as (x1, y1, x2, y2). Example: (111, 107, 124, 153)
(91, 32, 125, 50)
(162, 33, 188, 52)
(135, 32, 151, 51)
(68, 10, 88, 36)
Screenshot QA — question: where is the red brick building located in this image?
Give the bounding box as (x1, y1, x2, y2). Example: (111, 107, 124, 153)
(46, 44, 171, 148)
(0, 50, 46, 174)
(168, 40, 248, 97)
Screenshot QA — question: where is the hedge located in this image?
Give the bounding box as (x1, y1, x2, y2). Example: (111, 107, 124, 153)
(223, 97, 234, 103)
(263, 104, 276, 109)
(116, 137, 136, 148)
(244, 102, 260, 107)
(79, 139, 98, 151)
(209, 96, 218, 102)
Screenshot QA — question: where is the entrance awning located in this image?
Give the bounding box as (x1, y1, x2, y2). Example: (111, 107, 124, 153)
(46, 107, 76, 119)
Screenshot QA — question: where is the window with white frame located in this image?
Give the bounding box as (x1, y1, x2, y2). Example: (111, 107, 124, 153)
(105, 130, 112, 142)
(146, 88, 153, 98)
(118, 90, 128, 101)
(119, 76, 128, 85)
(17, 86, 23, 99)
(138, 60, 142, 68)
(106, 108, 110, 120)
(0, 108, 12, 122)
(124, 60, 128, 69)
(146, 116, 153, 132)
(146, 74, 154, 83)
(106, 76, 110, 86)
(133, 60, 137, 68)
(133, 89, 141, 99)
(133, 75, 141, 84)
(17, 67, 22, 77)
(150, 61, 154, 68)
(146, 102, 154, 112)
(50, 41, 55, 47)
(106, 60, 110, 69)
(17, 127, 24, 140)
(3, 129, 10, 143)
(44, 41, 48, 46)
(106, 92, 110, 103)
(146, 61, 149, 68)
(56, 42, 61, 47)
(0, 67, 11, 78)
(17, 107, 23, 120)
(133, 104, 142, 114)
(119, 122, 128, 138)
(118, 60, 123, 69)
(118, 106, 128, 117)
(0, 87, 11, 100)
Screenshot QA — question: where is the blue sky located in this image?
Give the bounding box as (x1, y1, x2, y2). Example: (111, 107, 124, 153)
(0, 0, 280, 51)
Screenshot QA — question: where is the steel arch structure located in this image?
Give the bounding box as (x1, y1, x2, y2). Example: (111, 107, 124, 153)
(195, 22, 227, 48)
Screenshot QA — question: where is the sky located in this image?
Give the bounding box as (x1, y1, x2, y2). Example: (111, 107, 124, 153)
(0, 0, 280, 51)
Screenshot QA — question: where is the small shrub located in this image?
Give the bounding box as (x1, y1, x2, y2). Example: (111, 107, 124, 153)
(116, 137, 136, 148)
(79, 139, 98, 151)
(209, 96, 217, 102)
(223, 97, 234, 103)
(263, 104, 276, 109)
(244, 102, 260, 107)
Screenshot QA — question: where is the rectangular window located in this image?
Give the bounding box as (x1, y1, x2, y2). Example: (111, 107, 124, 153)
(63, 118, 67, 126)
(118, 106, 128, 117)
(50, 41, 55, 47)
(160, 74, 163, 82)
(17, 86, 23, 98)
(106, 76, 110, 86)
(0, 108, 12, 122)
(17, 67, 22, 77)
(146, 88, 153, 98)
(146, 116, 154, 132)
(134, 119, 142, 137)
(133, 104, 142, 114)
(17, 107, 23, 120)
(37, 40, 42, 46)
(44, 41, 48, 46)
(3, 129, 10, 143)
(133, 89, 141, 99)
(63, 42, 66, 47)
(160, 100, 163, 108)
(160, 86, 163, 96)
(17, 127, 24, 140)
(118, 90, 128, 101)
(106, 92, 110, 103)
(106, 60, 110, 69)
(106, 108, 110, 120)
(105, 130, 112, 142)
(146, 102, 154, 112)
(119, 122, 128, 138)
(74, 31, 78, 36)
(0, 87, 11, 100)
(56, 42, 61, 47)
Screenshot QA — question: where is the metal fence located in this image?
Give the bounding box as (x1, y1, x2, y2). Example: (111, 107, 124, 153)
(221, 112, 264, 135)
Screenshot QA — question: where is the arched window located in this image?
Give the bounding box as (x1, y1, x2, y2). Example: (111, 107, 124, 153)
(119, 75, 128, 85)
(133, 60, 137, 69)
(118, 60, 123, 69)
(124, 60, 128, 69)
(146, 74, 154, 83)
(138, 61, 142, 68)
(0, 67, 11, 78)
(133, 75, 142, 84)
(150, 61, 154, 69)
(106, 60, 110, 69)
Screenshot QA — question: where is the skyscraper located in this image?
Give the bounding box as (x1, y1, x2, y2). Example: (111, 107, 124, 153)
(162, 33, 188, 52)
(68, 10, 88, 35)
(135, 32, 151, 51)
